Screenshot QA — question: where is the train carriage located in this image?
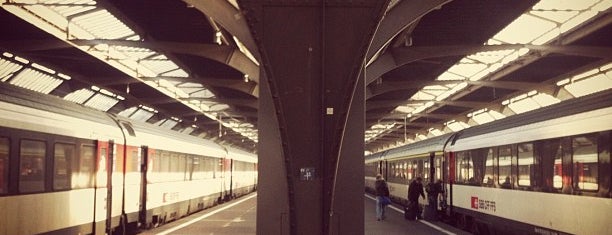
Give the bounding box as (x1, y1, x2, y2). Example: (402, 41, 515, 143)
(0, 84, 258, 235)
(365, 89, 612, 235)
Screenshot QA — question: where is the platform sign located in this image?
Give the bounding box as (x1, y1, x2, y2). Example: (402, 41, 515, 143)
(300, 167, 316, 181)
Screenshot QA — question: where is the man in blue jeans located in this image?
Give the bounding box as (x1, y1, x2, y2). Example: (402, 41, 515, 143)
(375, 174, 390, 221)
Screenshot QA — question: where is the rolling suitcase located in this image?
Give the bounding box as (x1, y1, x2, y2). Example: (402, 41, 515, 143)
(404, 201, 418, 220)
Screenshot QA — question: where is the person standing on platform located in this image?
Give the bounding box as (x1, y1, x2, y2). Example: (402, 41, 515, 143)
(375, 174, 390, 221)
(407, 177, 425, 220)
(424, 179, 443, 220)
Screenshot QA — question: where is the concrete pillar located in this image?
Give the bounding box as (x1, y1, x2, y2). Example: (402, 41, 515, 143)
(240, 1, 388, 234)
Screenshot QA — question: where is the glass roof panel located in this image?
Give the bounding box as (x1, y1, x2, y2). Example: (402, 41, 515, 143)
(71, 9, 135, 39)
(64, 88, 95, 104)
(564, 74, 612, 97)
(507, 98, 540, 114)
(10, 68, 62, 94)
(83, 93, 119, 111)
(447, 63, 487, 78)
(532, 0, 599, 11)
(494, 14, 557, 44)
(531, 93, 560, 107)
(158, 119, 178, 129)
(531, 10, 578, 23)
(0, 58, 23, 82)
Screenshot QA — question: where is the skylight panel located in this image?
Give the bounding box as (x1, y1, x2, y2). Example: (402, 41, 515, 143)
(83, 93, 119, 111)
(437, 71, 464, 81)
(530, 10, 578, 23)
(119, 107, 155, 122)
(445, 121, 469, 132)
(507, 98, 540, 114)
(162, 69, 189, 77)
(71, 9, 135, 39)
(447, 63, 487, 78)
(0, 58, 23, 82)
(531, 93, 560, 107)
(64, 88, 95, 104)
(494, 14, 557, 44)
(532, 0, 598, 11)
(10, 68, 61, 94)
(564, 73, 612, 97)
(158, 119, 178, 129)
(140, 60, 180, 75)
(467, 50, 514, 64)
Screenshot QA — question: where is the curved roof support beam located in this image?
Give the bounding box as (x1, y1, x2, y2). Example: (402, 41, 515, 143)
(139, 75, 257, 96)
(180, 97, 258, 110)
(392, 44, 612, 66)
(70, 39, 259, 86)
(183, 0, 261, 62)
(366, 0, 451, 63)
(71, 39, 259, 84)
(367, 99, 488, 111)
(367, 43, 612, 87)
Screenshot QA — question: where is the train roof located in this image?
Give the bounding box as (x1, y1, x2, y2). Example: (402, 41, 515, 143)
(447, 89, 612, 151)
(455, 89, 612, 141)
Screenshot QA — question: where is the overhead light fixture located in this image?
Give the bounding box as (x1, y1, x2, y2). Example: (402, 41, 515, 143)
(244, 74, 249, 83)
(215, 31, 223, 45)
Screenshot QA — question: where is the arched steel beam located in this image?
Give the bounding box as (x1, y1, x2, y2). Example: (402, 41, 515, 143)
(69, 39, 260, 86)
(366, 43, 612, 87)
(180, 97, 258, 110)
(366, 0, 451, 63)
(183, 0, 261, 62)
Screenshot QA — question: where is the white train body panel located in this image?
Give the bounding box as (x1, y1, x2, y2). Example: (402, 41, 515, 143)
(451, 184, 612, 235)
(2, 189, 95, 235)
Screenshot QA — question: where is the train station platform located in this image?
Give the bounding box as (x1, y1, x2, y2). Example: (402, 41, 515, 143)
(140, 193, 470, 235)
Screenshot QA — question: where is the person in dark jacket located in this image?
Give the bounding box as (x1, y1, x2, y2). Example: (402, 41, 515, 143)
(375, 174, 390, 221)
(407, 177, 425, 219)
(425, 179, 443, 220)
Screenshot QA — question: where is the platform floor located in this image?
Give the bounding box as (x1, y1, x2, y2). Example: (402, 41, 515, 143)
(139, 193, 471, 235)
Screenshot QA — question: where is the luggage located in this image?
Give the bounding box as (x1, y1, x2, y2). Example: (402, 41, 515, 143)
(404, 201, 419, 220)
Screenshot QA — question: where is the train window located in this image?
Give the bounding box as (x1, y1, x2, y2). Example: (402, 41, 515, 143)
(572, 135, 598, 191)
(179, 154, 186, 181)
(498, 146, 513, 189)
(19, 139, 46, 193)
(97, 147, 108, 187)
(435, 157, 442, 181)
(186, 156, 193, 181)
(553, 142, 563, 189)
(147, 150, 159, 183)
(424, 159, 430, 181)
(456, 151, 473, 184)
(74, 145, 95, 188)
(161, 152, 170, 181)
(0, 137, 8, 194)
(54, 143, 75, 190)
(407, 161, 413, 180)
(483, 148, 494, 186)
(517, 143, 534, 187)
(402, 162, 407, 179)
(170, 153, 179, 181)
(127, 148, 140, 173)
(195, 156, 203, 179)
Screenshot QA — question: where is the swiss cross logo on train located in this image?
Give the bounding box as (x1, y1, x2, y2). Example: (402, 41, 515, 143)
(471, 196, 496, 212)
(471, 196, 479, 209)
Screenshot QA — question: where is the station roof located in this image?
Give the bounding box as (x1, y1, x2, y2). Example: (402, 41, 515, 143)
(1, 0, 611, 153)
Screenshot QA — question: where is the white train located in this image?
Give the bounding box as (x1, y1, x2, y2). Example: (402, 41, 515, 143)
(0, 84, 257, 235)
(366, 89, 612, 235)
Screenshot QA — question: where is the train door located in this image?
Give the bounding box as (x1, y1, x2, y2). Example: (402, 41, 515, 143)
(446, 151, 455, 215)
(92, 140, 113, 235)
(139, 146, 148, 229)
